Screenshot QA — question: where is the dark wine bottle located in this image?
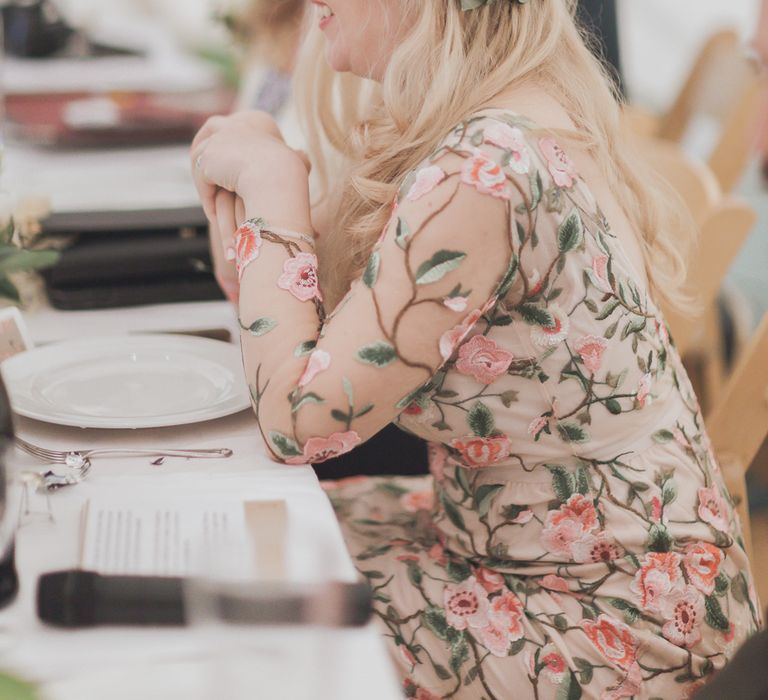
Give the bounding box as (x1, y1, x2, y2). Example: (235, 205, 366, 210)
(0, 370, 19, 609)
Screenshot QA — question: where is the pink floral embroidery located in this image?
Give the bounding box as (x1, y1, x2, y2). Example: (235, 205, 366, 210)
(286, 431, 361, 464)
(528, 415, 549, 440)
(527, 269, 544, 297)
(439, 310, 482, 361)
(451, 434, 512, 467)
(400, 489, 435, 513)
(539, 137, 577, 188)
(455, 335, 514, 384)
(571, 531, 624, 564)
(443, 296, 468, 313)
(581, 614, 638, 671)
(683, 542, 724, 595)
(427, 443, 448, 482)
(403, 680, 441, 700)
(460, 150, 511, 199)
(697, 485, 730, 531)
(540, 494, 600, 559)
(549, 494, 598, 531)
(636, 373, 653, 407)
(659, 585, 705, 648)
(234, 220, 263, 279)
(530, 304, 569, 347)
(478, 618, 511, 657)
(650, 495, 663, 523)
(489, 591, 525, 642)
(427, 542, 447, 566)
(603, 662, 643, 700)
(475, 566, 506, 594)
(541, 574, 570, 593)
(540, 644, 567, 683)
(298, 349, 330, 387)
(401, 399, 437, 425)
(277, 252, 323, 302)
(483, 123, 531, 174)
(396, 554, 420, 563)
(574, 335, 608, 374)
(630, 551, 682, 612)
(511, 509, 534, 525)
(590, 255, 612, 294)
(406, 165, 446, 201)
(444, 577, 490, 630)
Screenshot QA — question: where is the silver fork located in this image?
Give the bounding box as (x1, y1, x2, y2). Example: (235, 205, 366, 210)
(15, 437, 233, 466)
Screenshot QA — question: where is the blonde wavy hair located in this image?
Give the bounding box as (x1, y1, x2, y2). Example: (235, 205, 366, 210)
(295, 0, 694, 312)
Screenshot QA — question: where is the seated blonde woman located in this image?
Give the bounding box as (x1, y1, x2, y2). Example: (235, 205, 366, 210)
(191, 1, 761, 697)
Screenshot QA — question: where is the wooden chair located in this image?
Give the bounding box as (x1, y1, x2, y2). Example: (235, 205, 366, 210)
(707, 313, 768, 561)
(624, 30, 768, 193)
(641, 138, 721, 226)
(662, 198, 756, 360)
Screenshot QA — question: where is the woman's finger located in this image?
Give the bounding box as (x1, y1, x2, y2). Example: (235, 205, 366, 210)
(215, 189, 239, 262)
(191, 115, 227, 154)
(191, 136, 219, 220)
(235, 196, 246, 225)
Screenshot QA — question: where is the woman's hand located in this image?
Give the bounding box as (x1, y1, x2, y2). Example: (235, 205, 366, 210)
(191, 111, 313, 233)
(208, 190, 244, 304)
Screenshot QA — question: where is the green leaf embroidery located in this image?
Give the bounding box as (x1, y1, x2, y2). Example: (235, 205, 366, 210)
(704, 594, 730, 631)
(406, 561, 423, 586)
(500, 390, 519, 408)
(529, 170, 543, 211)
(291, 392, 325, 413)
(363, 251, 381, 288)
(557, 422, 590, 444)
(547, 465, 574, 502)
(604, 398, 622, 415)
(415, 250, 467, 285)
(241, 317, 277, 337)
(440, 491, 467, 531)
(496, 255, 519, 297)
(474, 484, 505, 518)
(433, 664, 452, 681)
(647, 523, 672, 552)
(423, 607, 449, 640)
(558, 670, 583, 700)
(595, 298, 620, 320)
(357, 341, 397, 368)
(294, 340, 317, 357)
(449, 638, 469, 674)
(269, 431, 303, 458)
(653, 429, 674, 443)
(517, 303, 555, 328)
(468, 401, 495, 437)
(557, 209, 584, 253)
(662, 479, 678, 506)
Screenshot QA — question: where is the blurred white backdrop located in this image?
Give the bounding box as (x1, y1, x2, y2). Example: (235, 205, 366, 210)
(620, 0, 759, 108)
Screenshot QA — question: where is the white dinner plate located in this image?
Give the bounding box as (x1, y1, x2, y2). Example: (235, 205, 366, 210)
(2, 334, 251, 429)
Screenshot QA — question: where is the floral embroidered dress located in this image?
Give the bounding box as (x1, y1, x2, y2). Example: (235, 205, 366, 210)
(235, 112, 761, 700)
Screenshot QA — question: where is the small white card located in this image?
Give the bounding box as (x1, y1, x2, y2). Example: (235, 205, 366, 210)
(0, 307, 33, 362)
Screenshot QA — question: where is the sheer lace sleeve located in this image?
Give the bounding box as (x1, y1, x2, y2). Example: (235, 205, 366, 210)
(236, 116, 536, 464)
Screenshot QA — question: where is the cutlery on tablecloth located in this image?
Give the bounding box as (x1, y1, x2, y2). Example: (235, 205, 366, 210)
(15, 437, 233, 467)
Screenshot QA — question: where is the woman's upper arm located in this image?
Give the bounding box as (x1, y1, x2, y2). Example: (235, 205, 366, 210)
(248, 128, 532, 463)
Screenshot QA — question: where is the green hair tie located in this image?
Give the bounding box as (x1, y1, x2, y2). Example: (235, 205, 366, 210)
(461, 0, 529, 10)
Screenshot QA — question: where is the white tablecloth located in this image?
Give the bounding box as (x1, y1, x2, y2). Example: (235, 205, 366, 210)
(0, 303, 403, 700)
